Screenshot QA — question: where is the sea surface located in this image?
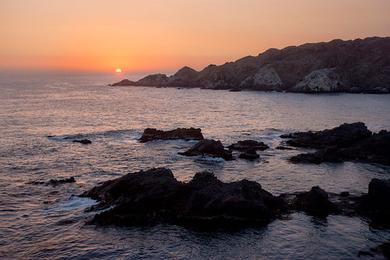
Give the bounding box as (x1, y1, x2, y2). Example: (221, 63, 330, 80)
(1, 73, 390, 259)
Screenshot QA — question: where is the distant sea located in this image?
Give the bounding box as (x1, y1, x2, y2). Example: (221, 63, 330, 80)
(1, 72, 389, 259)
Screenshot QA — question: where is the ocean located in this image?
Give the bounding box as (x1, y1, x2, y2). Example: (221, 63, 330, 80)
(1, 73, 390, 259)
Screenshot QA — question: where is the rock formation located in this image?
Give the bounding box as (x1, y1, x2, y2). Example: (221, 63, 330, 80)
(111, 37, 390, 93)
(139, 128, 204, 142)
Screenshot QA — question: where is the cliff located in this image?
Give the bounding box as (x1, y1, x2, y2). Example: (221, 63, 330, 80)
(112, 37, 390, 93)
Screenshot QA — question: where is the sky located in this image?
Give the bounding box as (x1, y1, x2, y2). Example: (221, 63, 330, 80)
(1, 0, 390, 75)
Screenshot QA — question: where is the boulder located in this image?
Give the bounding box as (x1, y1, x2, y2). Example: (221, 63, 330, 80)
(239, 149, 260, 160)
(179, 139, 233, 160)
(139, 128, 204, 143)
(82, 168, 286, 228)
(292, 186, 339, 217)
(228, 140, 269, 151)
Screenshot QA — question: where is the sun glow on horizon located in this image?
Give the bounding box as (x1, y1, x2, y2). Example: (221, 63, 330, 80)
(115, 68, 122, 73)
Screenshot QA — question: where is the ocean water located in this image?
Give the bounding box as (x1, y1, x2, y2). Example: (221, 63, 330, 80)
(1, 73, 390, 259)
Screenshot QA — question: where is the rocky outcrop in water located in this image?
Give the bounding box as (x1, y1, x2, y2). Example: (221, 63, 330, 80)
(139, 128, 204, 142)
(179, 139, 233, 160)
(283, 123, 390, 166)
(358, 178, 390, 227)
(82, 168, 286, 228)
(73, 139, 92, 145)
(291, 186, 339, 217)
(82, 167, 390, 230)
(32, 177, 76, 186)
(239, 149, 260, 160)
(111, 37, 390, 93)
(228, 140, 269, 151)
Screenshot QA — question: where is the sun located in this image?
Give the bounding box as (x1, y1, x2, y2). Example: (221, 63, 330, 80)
(115, 68, 122, 73)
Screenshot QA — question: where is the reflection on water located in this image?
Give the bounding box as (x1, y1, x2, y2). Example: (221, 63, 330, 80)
(0, 75, 390, 259)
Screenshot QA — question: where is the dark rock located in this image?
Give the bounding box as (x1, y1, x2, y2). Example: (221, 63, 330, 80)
(32, 177, 76, 186)
(358, 178, 390, 227)
(276, 146, 294, 150)
(239, 149, 260, 160)
(111, 37, 390, 93)
(139, 128, 204, 143)
(228, 140, 269, 151)
(340, 191, 350, 197)
(289, 147, 343, 164)
(179, 139, 233, 160)
(110, 79, 136, 86)
(289, 128, 390, 165)
(82, 168, 286, 228)
(292, 186, 339, 217)
(281, 122, 372, 149)
(73, 139, 92, 145)
(339, 130, 390, 165)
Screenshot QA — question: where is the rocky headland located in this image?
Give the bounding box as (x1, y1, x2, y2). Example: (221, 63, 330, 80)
(112, 37, 390, 93)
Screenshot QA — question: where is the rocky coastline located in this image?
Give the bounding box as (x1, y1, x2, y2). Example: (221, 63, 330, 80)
(111, 37, 390, 94)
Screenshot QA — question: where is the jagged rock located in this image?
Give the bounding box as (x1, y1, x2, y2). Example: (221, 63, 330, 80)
(239, 149, 260, 160)
(82, 168, 286, 228)
(291, 68, 346, 93)
(73, 139, 92, 145)
(179, 139, 233, 160)
(292, 186, 339, 217)
(139, 128, 204, 143)
(111, 37, 390, 93)
(288, 127, 390, 165)
(281, 122, 372, 149)
(228, 140, 269, 151)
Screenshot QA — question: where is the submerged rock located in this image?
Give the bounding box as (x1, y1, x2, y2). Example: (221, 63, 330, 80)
(139, 128, 204, 143)
(32, 177, 76, 186)
(73, 139, 92, 145)
(292, 186, 339, 217)
(179, 139, 233, 160)
(239, 149, 260, 160)
(82, 168, 286, 228)
(228, 140, 269, 151)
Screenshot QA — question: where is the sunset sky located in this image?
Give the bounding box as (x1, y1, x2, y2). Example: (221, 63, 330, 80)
(1, 0, 390, 74)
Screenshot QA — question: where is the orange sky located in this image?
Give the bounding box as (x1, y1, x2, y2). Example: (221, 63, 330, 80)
(1, 0, 390, 74)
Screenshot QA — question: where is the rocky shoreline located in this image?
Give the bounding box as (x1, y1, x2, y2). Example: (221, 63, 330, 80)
(111, 37, 390, 94)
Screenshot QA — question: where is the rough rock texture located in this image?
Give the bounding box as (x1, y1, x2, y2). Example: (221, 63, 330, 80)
(228, 140, 269, 151)
(139, 128, 204, 143)
(112, 37, 390, 93)
(179, 139, 233, 160)
(286, 124, 390, 165)
(82, 168, 286, 228)
(291, 68, 346, 93)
